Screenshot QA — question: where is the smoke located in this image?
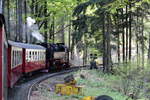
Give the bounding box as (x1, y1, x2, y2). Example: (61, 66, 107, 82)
(27, 17, 35, 27)
(26, 17, 44, 42)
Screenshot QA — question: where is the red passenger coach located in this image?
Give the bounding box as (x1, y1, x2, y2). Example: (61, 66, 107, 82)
(23, 44, 46, 73)
(7, 41, 46, 82)
(7, 41, 23, 87)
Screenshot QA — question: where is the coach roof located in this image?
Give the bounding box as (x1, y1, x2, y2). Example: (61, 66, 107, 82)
(8, 40, 46, 50)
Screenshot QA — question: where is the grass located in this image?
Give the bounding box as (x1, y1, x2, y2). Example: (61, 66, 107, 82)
(73, 70, 132, 100)
(33, 62, 150, 100)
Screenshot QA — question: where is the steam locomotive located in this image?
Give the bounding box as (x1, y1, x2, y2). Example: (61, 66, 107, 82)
(39, 43, 70, 71)
(0, 14, 70, 100)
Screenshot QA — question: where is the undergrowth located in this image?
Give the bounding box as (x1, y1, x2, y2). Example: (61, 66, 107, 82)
(34, 62, 150, 100)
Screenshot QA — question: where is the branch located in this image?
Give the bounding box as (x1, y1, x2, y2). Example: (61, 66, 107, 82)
(39, 20, 45, 29)
(54, 24, 71, 34)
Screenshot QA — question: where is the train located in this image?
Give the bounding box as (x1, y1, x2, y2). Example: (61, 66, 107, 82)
(0, 14, 70, 100)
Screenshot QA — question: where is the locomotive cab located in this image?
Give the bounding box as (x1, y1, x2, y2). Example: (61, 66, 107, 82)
(52, 43, 69, 70)
(38, 43, 70, 71)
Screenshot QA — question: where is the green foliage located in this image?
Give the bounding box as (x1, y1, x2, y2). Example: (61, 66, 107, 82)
(113, 62, 150, 99)
(74, 70, 132, 100)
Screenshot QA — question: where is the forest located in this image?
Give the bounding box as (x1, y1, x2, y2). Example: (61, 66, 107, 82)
(2, 0, 150, 99)
(3, 0, 150, 71)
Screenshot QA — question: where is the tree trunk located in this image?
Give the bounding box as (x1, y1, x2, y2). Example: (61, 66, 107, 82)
(103, 14, 112, 73)
(121, 8, 125, 62)
(2, 0, 5, 14)
(102, 13, 106, 71)
(52, 15, 55, 43)
(44, 1, 47, 43)
(18, 0, 23, 42)
(7, 0, 10, 39)
(148, 32, 150, 59)
(126, 5, 129, 62)
(61, 17, 65, 43)
(141, 16, 144, 67)
(129, 1, 132, 60)
(15, 0, 18, 41)
(136, 9, 139, 64)
(106, 15, 112, 72)
(68, 20, 71, 50)
(31, 0, 35, 15)
(68, 20, 71, 62)
(117, 11, 120, 63)
(35, 0, 38, 17)
(49, 23, 52, 40)
(24, 0, 28, 43)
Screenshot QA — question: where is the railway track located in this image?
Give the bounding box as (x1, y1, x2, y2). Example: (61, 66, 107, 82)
(8, 66, 86, 100)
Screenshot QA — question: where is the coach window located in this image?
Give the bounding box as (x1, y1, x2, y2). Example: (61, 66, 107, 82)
(16, 51, 19, 65)
(41, 52, 42, 60)
(14, 51, 16, 66)
(36, 51, 37, 61)
(20, 51, 22, 64)
(43, 52, 45, 60)
(19, 51, 20, 64)
(36, 51, 38, 61)
(32, 51, 34, 61)
(28, 51, 29, 60)
(17, 51, 19, 65)
(13, 50, 15, 67)
(19, 51, 21, 64)
(31, 51, 33, 61)
(41, 51, 42, 60)
(26, 51, 28, 60)
(35, 51, 36, 60)
(13, 50, 15, 66)
(14, 50, 16, 66)
(27, 51, 29, 61)
(34, 51, 36, 61)
(42, 51, 44, 60)
(33, 51, 35, 61)
(38, 51, 40, 60)
(29, 51, 31, 61)
(26, 51, 29, 62)
(16, 51, 17, 65)
(16, 51, 18, 66)
(37, 51, 39, 61)
(12, 51, 13, 67)
(38, 51, 40, 61)
(41, 51, 43, 60)
(39, 51, 41, 60)
(12, 51, 15, 67)
(35, 51, 36, 61)
(41, 52, 43, 60)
